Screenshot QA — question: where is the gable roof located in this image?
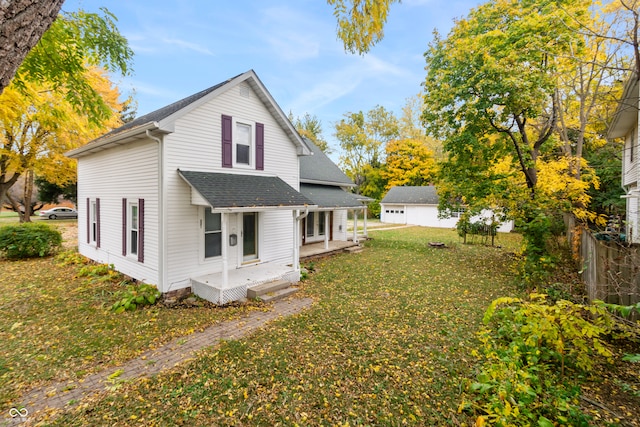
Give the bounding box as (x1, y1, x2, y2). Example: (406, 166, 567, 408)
(178, 170, 314, 211)
(380, 186, 439, 205)
(299, 138, 355, 187)
(67, 70, 311, 158)
(608, 73, 639, 139)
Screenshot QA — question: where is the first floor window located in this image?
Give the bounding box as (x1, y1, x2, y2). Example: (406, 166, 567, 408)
(318, 211, 326, 236)
(205, 210, 222, 258)
(90, 201, 98, 243)
(129, 202, 139, 256)
(306, 212, 315, 237)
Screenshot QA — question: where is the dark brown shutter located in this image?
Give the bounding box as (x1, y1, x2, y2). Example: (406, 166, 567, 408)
(86, 198, 90, 244)
(256, 122, 264, 170)
(138, 198, 144, 263)
(122, 198, 127, 256)
(96, 198, 101, 248)
(222, 114, 232, 167)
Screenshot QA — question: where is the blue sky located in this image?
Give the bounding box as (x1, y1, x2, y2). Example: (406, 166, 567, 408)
(63, 0, 481, 154)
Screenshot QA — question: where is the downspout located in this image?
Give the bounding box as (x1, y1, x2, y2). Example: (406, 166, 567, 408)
(146, 130, 165, 293)
(294, 208, 309, 272)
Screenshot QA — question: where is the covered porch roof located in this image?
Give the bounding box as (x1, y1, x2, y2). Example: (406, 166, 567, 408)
(178, 169, 316, 212)
(300, 184, 371, 209)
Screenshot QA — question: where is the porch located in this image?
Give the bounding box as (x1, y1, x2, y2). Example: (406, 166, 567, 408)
(299, 239, 362, 261)
(191, 262, 298, 305)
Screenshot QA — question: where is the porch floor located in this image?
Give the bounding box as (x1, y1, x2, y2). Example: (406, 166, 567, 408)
(299, 240, 360, 260)
(192, 262, 295, 290)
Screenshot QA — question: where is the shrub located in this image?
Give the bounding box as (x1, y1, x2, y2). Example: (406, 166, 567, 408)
(112, 283, 161, 313)
(0, 222, 62, 259)
(461, 294, 617, 425)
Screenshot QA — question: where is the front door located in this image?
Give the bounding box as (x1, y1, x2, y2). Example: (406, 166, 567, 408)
(242, 212, 258, 262)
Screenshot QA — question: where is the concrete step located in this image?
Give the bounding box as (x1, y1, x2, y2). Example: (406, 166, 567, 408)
(247, 279, 291, 299)
(258, 286, 299, 303)
(344, 245, 363, 254)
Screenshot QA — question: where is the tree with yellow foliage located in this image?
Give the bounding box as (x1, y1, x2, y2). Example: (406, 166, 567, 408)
(0, 67, 123, 221)
(423, 0, 598, 277)
(383, 138, 436, 190)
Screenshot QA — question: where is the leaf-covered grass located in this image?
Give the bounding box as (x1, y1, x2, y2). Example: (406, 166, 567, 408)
(40, 227, 525, 426)
(0, 252, 267, 407)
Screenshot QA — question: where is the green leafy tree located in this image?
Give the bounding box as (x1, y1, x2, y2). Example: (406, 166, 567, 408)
(36, 176, 77, 206)
(422, 0, 593, 276)
(328, 0, 400, 54)
(336, 105, 398, 193)
(399, 95, 443, 160)
(289, 112, 332, 154)
(13, 8, 133, 125)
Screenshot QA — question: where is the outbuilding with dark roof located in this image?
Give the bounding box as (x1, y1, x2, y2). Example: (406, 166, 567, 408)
(380, 186, 513, 232)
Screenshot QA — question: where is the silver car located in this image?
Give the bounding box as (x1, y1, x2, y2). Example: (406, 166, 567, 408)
(39, 207, 78, 220)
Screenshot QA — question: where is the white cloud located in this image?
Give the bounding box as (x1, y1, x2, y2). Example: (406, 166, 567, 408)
(160, 37, 213, 56)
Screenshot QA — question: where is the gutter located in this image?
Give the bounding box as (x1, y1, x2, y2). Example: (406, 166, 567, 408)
(146, 129, 166, 294)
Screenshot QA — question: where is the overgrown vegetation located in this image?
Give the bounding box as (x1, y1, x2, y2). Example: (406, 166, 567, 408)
(461, 294, 628, 426)
(0, 222, 62, 258)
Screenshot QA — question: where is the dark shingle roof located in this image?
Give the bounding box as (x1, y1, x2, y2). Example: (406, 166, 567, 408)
(300, 184, 367, 208)
(380, 186, 439, 205)
(300, 138, 354, 186)
(178, 170, 313, 209)
(100, 76, 240, 140)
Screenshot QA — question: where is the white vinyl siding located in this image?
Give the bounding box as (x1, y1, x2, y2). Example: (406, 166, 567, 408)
(332, 209, 348, 241)
(161, 83, 299, 289)
(76, 139, 159, 286)
(76, 78, 303, 294)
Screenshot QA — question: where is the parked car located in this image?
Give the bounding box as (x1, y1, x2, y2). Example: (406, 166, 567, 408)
(39, 207, 78, 220)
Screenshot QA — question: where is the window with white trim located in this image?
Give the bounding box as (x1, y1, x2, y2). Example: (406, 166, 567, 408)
(235, 121, 252, 166)
(129, 202, 139, 256)
(204, 209, 222, 258)
(90, 200, 98, 244)
(318, 211, 326, 236)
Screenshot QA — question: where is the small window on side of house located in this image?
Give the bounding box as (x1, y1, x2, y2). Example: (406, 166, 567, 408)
(204, 210, 222, 258)
(90, 201, 98, 244)
(129, 202, 138, 256)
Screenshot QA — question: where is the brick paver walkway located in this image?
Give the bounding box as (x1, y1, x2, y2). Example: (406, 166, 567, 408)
(3, 297, 313, 426)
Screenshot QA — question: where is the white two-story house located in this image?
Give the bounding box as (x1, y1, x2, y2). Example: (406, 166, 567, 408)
(67, 70, 316, 303)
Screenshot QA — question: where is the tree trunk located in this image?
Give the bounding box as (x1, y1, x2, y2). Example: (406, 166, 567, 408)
(22, 169, 34, 222)
(0, 0, 65, 94)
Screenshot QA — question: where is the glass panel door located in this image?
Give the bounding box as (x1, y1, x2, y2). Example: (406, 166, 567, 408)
(242, 212, 258, 262)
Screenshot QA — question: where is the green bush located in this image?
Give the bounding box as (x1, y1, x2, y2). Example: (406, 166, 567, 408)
(111, 283, 161, 313)
(0, 222, 62, 259)
(461, 294, 617, 426)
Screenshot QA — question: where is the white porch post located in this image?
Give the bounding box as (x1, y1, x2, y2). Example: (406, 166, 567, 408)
(353, 209, 359, 243)
(221, 212, 228, 290)
(293, 210, 300, 271)
(324, 210, 329, 249)
(363, 207, 368, 238)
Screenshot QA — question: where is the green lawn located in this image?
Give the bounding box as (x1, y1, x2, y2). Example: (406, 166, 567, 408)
(18, 227, 523, 426)
(3, 227, 636, 426)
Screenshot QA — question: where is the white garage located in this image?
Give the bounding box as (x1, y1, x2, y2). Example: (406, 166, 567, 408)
(380, 186, 513, 232)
